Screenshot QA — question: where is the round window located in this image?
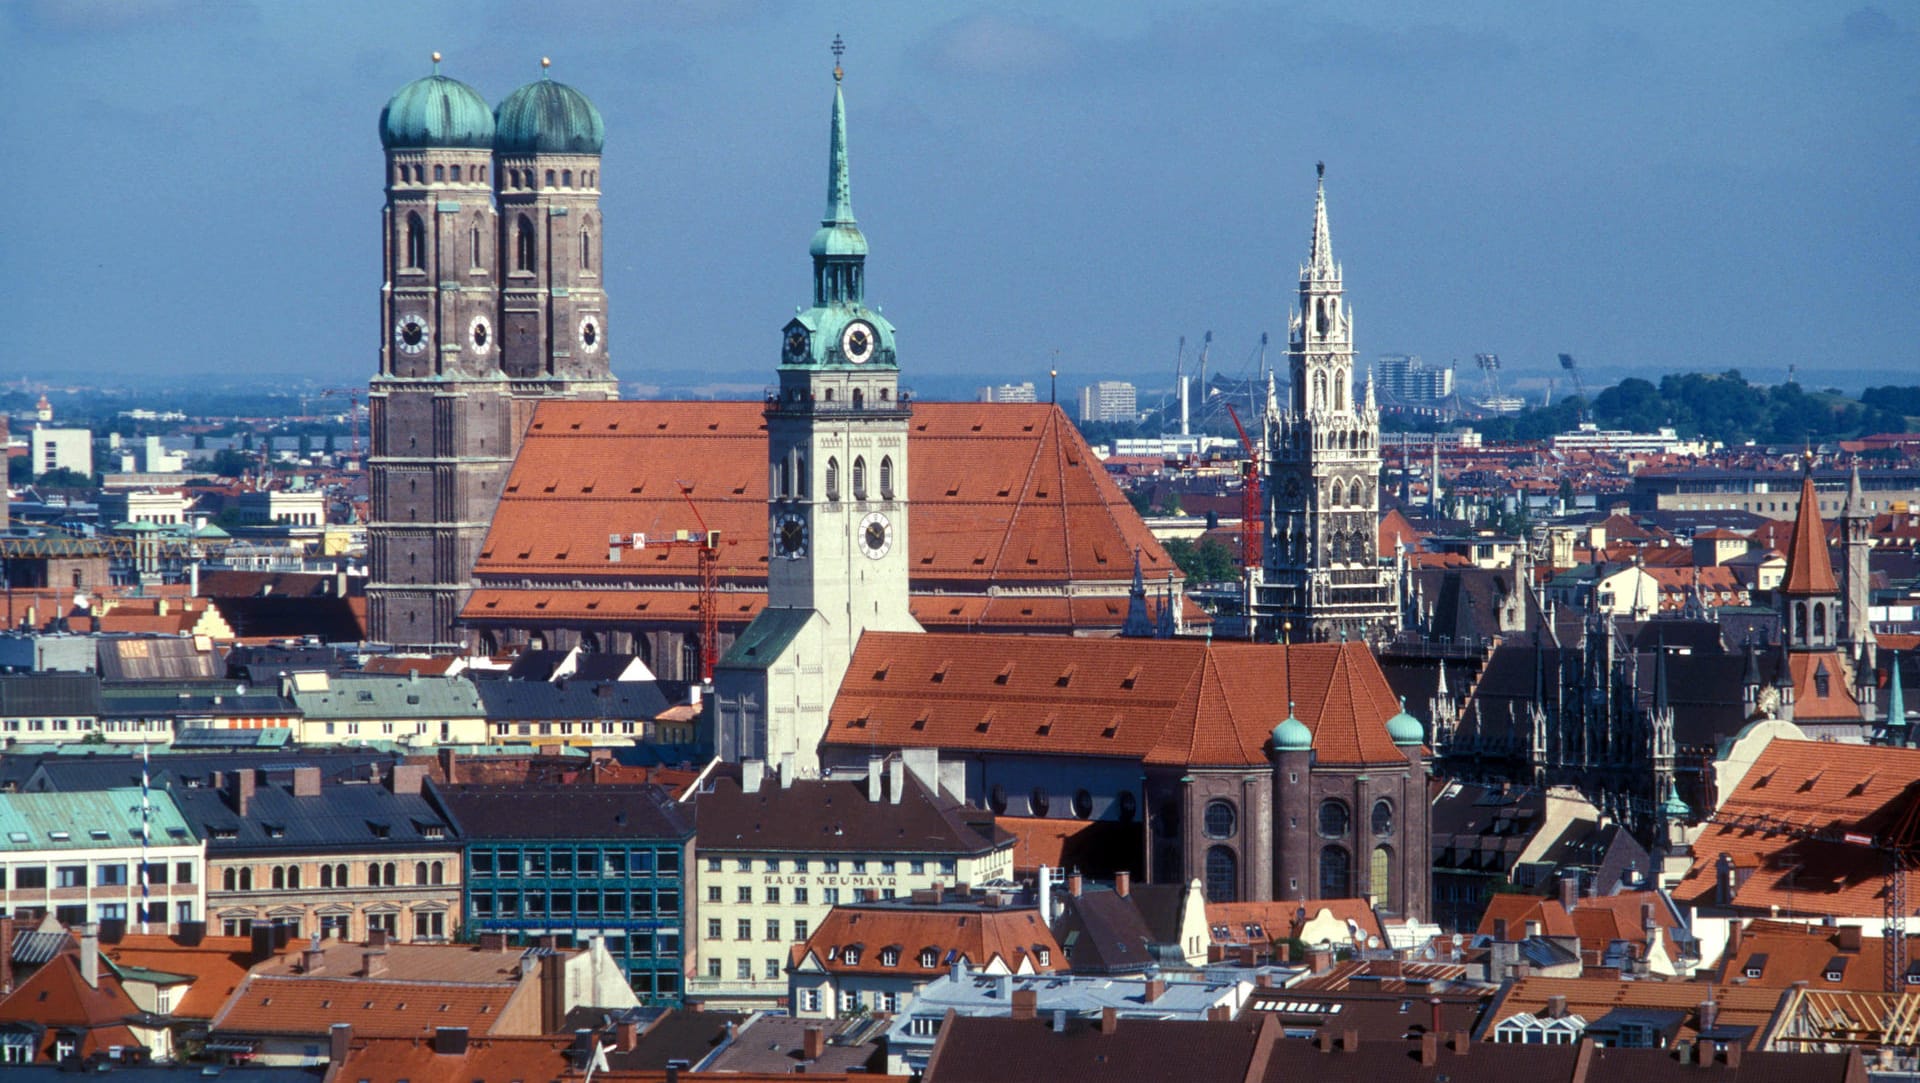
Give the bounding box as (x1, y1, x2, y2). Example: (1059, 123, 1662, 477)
(1071, 789, 1094, 820)
(1116, 791, 1138, 823)
(988, 784, 1007, 815)
(1203, 800, 1237, 840)
(1029, 788, 1050, 817)
(1318, 799, 1350, 839)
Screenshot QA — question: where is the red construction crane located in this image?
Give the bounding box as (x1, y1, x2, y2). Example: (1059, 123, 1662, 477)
(320, 388, 364, 456)
(607, 483, 722, 683)
(1225, 404, 1264, 570)
(1709, 783, 1920, 992)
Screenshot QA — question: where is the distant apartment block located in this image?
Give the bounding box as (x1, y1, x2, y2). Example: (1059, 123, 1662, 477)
(97, 490, 194, 528)
(1632, 466, 1920, 519)
(29, 426, 92, 477)
(977, 382, 1038, 404)
(1549, 422, 1710, 457)
(105, 434, 187, 474)
(237, 489, 327, 529)
(1078, 380, 1137, 423)
(1378, 430, 1482, 452)
(1375, 354, 1453, 403)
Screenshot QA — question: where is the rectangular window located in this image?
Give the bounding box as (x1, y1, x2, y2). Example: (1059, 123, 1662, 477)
(658, 890, 679, 916)
(824, 860, 841, 873)
(766, 886, 781, 904)
(143, 862, 169, 885)
(56, 904, 88, 925)
(736, 858, 752, 873)
(881, 861, 896, 875)
(764, 859, 781, 874)
(794, 859, 809, 874)
(794, 920, 808, 942)
(56, 865, 86, 889)
(98, 903, 127, 921)
(630, 850, 654, 874)
(708, 886, 722, 903)
(552, 850, 575, 875)
(940, 860, 957, 877)
(175, 902, 193, 924)
(154, 987, 173, 1014)
(497, 851, 522, 875)
(472, 851, 495, 874)
(707, 857, 722, 873)
(708, 958, 721, 978)
(414, 911, 445, 939)
(98, 864, 129, 887)
(736, 958, 752, 979)
(737, 886, 752, 904)
(840, 990, 859, 1013)
(658, 849, 679, 873)
(794, 887, 809, 905)
(823, 888, 840, 906)
(801, 988, 821, 1013)
(853, 860, 867, 874)
(737, 919, 751, 940)
(766, 958, 782, 980)
(707, 919, 722, 940)
(879, 991, 899, 1012)
(766, 920, 780, 940)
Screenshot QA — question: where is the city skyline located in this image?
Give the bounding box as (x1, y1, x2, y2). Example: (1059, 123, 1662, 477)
(3, 1, 1916, 390)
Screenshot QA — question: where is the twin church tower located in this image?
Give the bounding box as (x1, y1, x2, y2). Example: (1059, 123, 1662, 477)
(366, 51, 1397, 659)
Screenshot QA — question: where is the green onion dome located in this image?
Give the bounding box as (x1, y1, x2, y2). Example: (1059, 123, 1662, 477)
(1387, 697, 1425, 746)
(380, 64, 495, 150)
(495, 73, 605, 155)
(1272, 702, 1313, 752)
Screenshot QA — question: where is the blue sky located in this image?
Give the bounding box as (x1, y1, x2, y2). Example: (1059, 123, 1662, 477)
(2, 1, 1915, 396)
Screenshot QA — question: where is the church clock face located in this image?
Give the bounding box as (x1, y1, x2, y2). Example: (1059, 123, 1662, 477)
(578, 316, 602, 353)
(859, 511, 893, 559)
(394, 315, 430, 355)
(841, 320, 876, 364)
(469, 315, 492, 353)
(783, 326, 810, 365)
(775, 513, 808, 559)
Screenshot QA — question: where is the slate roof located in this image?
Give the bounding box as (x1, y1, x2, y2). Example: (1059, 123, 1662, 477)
(703, 1013, 884, 1075)
(7, 748, 406, 795)
(435, 783, 693, 841)
(925, 1015, 1276, 1083)
(463, 399, 1183, 634)
(1053, 886, 1161, 974)
(289, 672, 483, 721)
(473, 678, 669, 722)
(693, 773, 1005, 857)
(167, 770, 457, 855)
(826, 634, 1407, 767)
(0, 671, 101, 716)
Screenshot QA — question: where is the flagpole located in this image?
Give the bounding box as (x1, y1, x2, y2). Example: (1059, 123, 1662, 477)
(140, 740, 152, 935)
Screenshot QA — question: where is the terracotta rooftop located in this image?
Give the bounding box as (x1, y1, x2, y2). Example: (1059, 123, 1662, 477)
(796, 899, 1062, 977)
(1782, 473, 1840, 595)
(101, 932, 287, 1019)
(463, 400, 1185, 634)
(1675, 739, 1920, 918)
(0, 952, 143, 1062)
(826, 634, 1406, 767)
(1483, 975, 1785, 1049)
(1712, 918, 1919, 991)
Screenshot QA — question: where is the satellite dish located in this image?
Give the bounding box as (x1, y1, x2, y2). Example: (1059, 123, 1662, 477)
(1451, 933, 1464, 946)
(1367, 935, 1380, 949)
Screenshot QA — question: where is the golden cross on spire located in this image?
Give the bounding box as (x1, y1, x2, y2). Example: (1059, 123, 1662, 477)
(832, 33, 846, 82)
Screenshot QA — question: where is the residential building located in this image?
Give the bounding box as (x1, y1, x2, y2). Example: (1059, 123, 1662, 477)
(0, 789, 204, 933)
(283, 671, 487, 747)
(435, 784, 695, 1003)
(1374, 354, 1453, 404)
(1078, 380, 1137, 423)
(788, 885, 1062, 1019)
(0, 673, 102, 747)
(29, 427, 91, 478)
(1631, 465, 1920, 519)
(169, 762, 463, 943)
(1709, 919, 1920, 992)
(96, 490, 194, 528)
(1256, 166, 1399, 645)
(687, 765, 1014, 1009)
(980, 382, 1038, 404)
(1051, 871, 1208, 973)
(474, 678, 669, 746)
(235, 489, 327, 530)
(0, 935, 173, 1066)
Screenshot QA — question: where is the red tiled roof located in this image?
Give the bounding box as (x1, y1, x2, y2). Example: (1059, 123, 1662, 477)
(1714, 919, 1915, 991)
(1783, 473, 1840, 595)
(1675, 739, 1920, 917)
(995, 815, 1138, 875)
(1483, 976, 1782, 1048)
(826, 634, 1406, 767)
(0, 954, 144, 1063)
(210, 975, 519, 1038)
(102, 933, 289, 1019)
(1787, 651, 1863, 721)
(798, 904, 1062, 977)
(1478, 894, 1578, 940)
(463, 401, 1185, 634)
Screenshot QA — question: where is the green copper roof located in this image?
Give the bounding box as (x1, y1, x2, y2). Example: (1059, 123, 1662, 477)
(1889, 650, 1907, 734)
(811, 82, 868, 259)
(1660, 781, 1692, 820)
(380, 72, 495, 150)
(1272, 702, 1312, 752)
(1387, 696, 1425, 746)
(495, 76, 605, 155)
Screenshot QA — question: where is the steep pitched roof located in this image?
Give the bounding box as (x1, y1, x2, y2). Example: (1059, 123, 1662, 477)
(1481, 975, 1782, 1049)
(463, 400, 1184, 634)
(1712, 919, 1917, 990)
(1782, 472, 1840, 595)
(826, 634, 1406, 767)
(0, 953, 144, 1062)
(798, 900, 1061, 977)
(693, 774, 1005, 857)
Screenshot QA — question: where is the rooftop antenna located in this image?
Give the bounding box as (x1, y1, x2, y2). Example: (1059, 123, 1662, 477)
(831, 33, 846, 81)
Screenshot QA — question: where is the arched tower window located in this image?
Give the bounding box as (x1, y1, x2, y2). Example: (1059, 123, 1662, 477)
(1371, 845, 1393, 909)
(1205, 846, 1239, 903)
(516, 216, 536, 273)
(1335, 373, 1347, 411)
(405, 213, 426, 269)
(826, 457, 840, 502)
(562, 169, 572, 187)
(852, 388, 864, 410)
(879, 456, 894, 500)
(1313, 372, 1327, 410)
(1318, 799, 1350, 839)
(433, 163, 444, 181)
(580, 230, 592, 270)
(1372, 799, 1393, 837)
(852, 456, 868, 501)
(1319, 845, 1350, 897)
(1813, 604, 1826, 639)
(1203, 800, 1237, 840)
(776, 460, 790, 498)
(796, 453, 808, 498)
(470, 223, 482, 269)
(1794, 602, 1808, 643)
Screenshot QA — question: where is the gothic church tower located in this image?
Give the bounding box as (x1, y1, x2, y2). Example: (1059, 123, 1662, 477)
(1257, 165, 1399, 644)
(713, 48, 920, 774)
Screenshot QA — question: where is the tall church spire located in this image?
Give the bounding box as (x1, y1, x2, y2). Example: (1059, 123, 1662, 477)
(825, 54, 856, 229)
(810, 35, 870, 309)
(1307, 161, 1337, 280)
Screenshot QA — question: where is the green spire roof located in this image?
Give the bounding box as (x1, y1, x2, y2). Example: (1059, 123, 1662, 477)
(380, 60, 494, 150)
(1889, 650, 1908, 738)
(1386, 696, 1424, 746)
(811, 76, 869, 260)
(1272, 701, 1312, 752)
(1660, 780, 1692, 821)
(495, 65, 605, 155)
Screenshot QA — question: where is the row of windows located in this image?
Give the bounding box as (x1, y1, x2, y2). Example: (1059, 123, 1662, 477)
(504, 167, 597, 189)
(707, 917, 809, 941)
(400, 213, 596, 276)
(1, 717, 95, 732)
(395, 162, 488, 185)
(472, 848, 675, 876)
(492, 720, 640, 738)
(985, 786, 1112, 821)
(793, 986, 903, 1014)
(775, 452, 897, 502)
(218, 860, 443, 892)
(469, 888, 679, 918)
(703, 856, 953, 877)
(14, 901, 191, 932)
(1, 861, 192, 890)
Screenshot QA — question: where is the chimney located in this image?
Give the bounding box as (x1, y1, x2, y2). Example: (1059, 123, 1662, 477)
(1420, 1033, 1439, 1066)
(302, 946, 325, 974)
(1144, 977, 1166, 1003)
(803, 1026, 826, 1061)
(479, 931, 511, 953)
(1451, 1031, 1471, 1055)
(0, 917, 13, 995)
(434, 1026, 468, 1055)
(888, 756, 905, 805)
(80, 924, 99, 989)
(867, 755, 883, 802)
(1307, 947, 1333, 975)
(742, 759, 765, 795)
(1316, 1030, 1334, 1053)
(779, 753, 795, 788)
(230, 768, 255, 817)
(329, 1023, 353, 1066)
(1115, 870, 1132, 898)
(1011, 987, 1038, 1020)
(362, 950, 388, 978)
(439, 748, 460, 785)
(292, 766, 321, 797)
(250, 924, 276, 962)
(1341, 1029, 1359, 1053)
(1052, 1009, 1069, 1033)
(541, 953, 567, 1035)
(1068, 872, 1083, 897)
(1837, 926, 1863, 952)
(1698, 999, 1719, 1033)
(1558, 874, 1579, 910)
(388, 763, 426, 795)
(1429, 998, 1442, 1037)
(616, 1019, 639, 1052)
(368, 927, 391, 948)
(1546, 995, 1568, 1020)
(1100, 1006, 1118, 1034)
(1207, 1004, 1231, 1021)
(1724, 1042, 1742, 1068)
(1493, 918, 1509, 942)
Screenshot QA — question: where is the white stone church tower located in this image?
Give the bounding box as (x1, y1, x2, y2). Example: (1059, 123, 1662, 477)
(711, 56, 920, 773)
(1255, 164, 1399, 644)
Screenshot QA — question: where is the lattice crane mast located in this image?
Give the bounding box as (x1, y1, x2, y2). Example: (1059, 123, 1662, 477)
(1225, 404, 1263, 571)
(607, 482, 721, 683)
(1709, 785, 1920, 993)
